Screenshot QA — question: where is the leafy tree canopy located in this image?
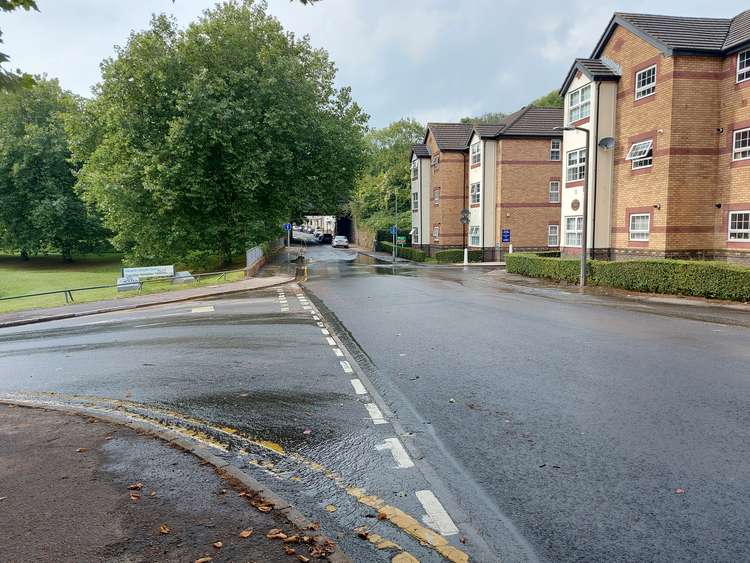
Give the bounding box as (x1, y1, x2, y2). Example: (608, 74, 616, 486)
(530, 90, 564, 108)
(0, 77, 109, 260)
(69, 0, 368, 266)
(350, 118, 424, 230)
(0, 0, 37, 91)
(460, 111, 507, 125)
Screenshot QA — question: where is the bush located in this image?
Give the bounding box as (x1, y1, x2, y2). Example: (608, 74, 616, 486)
(378, 241, 426, 262)
(434, 249, 483, 263)
(589, 259, 750, 301)
(506, 253, 750, 301)
(506, 253, 580, 283)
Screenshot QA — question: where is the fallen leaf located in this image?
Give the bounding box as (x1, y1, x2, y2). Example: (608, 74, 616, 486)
(675, 488, 686, 494)
(297, 556, 311, 563)
(356, 527, 369, 540)
(129, 493, 141, 502)
(284, 546, 296, 555)
(159, 524, 170, 535)
(239, 528, 253, 538)
(195, 557, 213, 563)
(150, 491, 157, 497)
(212, 541, 223, 549)
(303, 429, 312, 435)
(267, 528, 287, 540)
(325, 504, 336, 513)
(0, 496, 7, 501)
(283, 535, 300, 543)
(256, 503, 272, 513)
(376, 511, 387, 521)
(127, 483, 145, 490)
(76, 448, 89, 453)
(104, 435, 113, 440)
(305, 522, 320, 531)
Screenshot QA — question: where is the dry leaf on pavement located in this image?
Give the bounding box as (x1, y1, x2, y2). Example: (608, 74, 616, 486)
(284, 546, 297, 555)
(127, 482, 144, 490)
(76, 448, 88, 453)
(195, 557, 213, 563)
(239, 528, 253, 538)
(267, 528, 288, 540)
(159, 524, 170, 535)
(297, 556, 311, 563)
(129, 492, 141, 502)
(212, 541, 223, 549)
(324, 504, 336, 513)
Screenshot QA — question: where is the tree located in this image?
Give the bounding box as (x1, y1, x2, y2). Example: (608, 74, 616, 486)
(530, 90, 564, 108)
(0, 77, 109, 260)
(460, 111, 507, 125)
(0, 0, 37, 91)
(70, 0, 368, 266)
(350, 118, 424, 230)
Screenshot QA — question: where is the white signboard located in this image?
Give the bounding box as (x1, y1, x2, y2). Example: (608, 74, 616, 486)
(121, 265, 175, 279)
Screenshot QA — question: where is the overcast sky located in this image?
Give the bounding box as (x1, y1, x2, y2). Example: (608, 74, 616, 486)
(3, 1, 748, 128)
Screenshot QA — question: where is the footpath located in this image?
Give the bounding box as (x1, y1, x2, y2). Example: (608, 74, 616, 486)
(0, 274, 294, 329)
(0, 404, 341, 562)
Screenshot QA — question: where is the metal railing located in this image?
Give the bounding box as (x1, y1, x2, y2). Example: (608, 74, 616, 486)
(0, 267, 250, 305)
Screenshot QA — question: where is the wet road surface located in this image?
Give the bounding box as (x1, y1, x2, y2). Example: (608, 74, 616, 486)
(2, 236, 750, 562)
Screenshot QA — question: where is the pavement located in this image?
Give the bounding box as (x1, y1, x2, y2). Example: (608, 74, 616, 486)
(3, 237, 750, 562)
(0, 403, 330, 562)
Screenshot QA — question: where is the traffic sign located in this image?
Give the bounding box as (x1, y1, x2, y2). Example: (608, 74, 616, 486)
(283, 223, 292, 231)
(501, 229, 511, 243)
(390, 225, 398, 235)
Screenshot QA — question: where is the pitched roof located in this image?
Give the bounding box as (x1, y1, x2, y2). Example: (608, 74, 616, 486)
(473, 106, 563, 140)
(411, 144, 430, 158)
(425, 123, 474, 151)
(560, 58, 621, 95)
(592, 10, 750, 58)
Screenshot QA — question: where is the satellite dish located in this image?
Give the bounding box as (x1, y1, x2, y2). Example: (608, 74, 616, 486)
(598, 137, 615, 150)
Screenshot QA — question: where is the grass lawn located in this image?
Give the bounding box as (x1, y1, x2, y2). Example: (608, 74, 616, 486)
(0, 253, 247, 315)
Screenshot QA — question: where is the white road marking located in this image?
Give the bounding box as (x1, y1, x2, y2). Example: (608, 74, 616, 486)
(303, 306, 312, 310)
(416, 490, 459, 536)
(320, 328, 330, 336)
(350, 378, 367, 395)
(333, 348, 344, 357)
(316, 322, 325, 327)
(191, 306, 214, 313)
(375, 438, 414, 469)
(313, 315, 320, 321)
(134, 322, 167, 328)
(326, 337, 336, 346)
(281, 308, 289, 312)
(365, 403, 387, 425)
(340, 360, 353, 374)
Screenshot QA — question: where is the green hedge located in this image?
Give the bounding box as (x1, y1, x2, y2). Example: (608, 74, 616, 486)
(434, 249, 484, 263)
(506, 253, 580, 283)
(506, 253, 750, 301)
(377, 241, 426, 262)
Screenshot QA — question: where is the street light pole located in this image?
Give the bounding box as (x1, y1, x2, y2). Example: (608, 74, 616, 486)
(555, 125, 590, 287)
(392, 185, 397, 264)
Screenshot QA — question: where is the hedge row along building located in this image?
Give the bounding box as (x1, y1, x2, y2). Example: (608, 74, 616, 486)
(411, 9, 750, 264)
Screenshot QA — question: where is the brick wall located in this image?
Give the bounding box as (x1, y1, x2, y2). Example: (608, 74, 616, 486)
(426, 132, 467, 248)
(496, 138, 561, 251)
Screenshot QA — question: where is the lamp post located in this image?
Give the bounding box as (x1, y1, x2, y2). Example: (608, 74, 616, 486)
(555, 125, 590, 287)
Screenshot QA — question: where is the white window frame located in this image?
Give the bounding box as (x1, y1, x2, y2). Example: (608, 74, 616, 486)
(411, 160, 418, 181)
(568, 84, 591, 123)
(469, 225, 481, 246)
(413, 227, 419, 244)
(737, 49, 750, 83)
(629, 213, 650, 241)
(433, 188, 440, 206)
(728, 210, 750, 241)
(470, 142, 481, 165)
(733, 128, 750, 161)
(550, 139, 561, 161)
(626, 139, 653, 169)
(547, 224, 559, 247)
(412, 192, 419, 211)
(635, 65, 657, 100)
(548, 181, 560, 203)
(432, 225, 440, 239)
(564, 216, 583, 247)
(470, 182, 481, 205)
(566, 148, 586, 182)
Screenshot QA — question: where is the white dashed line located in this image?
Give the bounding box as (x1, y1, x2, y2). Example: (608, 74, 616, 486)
(281, 308, 289, 312)
(333, 348, 344, 357)
(134, 322, 167, 328)
(320, 328, 330, 336)
(191, 306, 214, 313)
(326, 337, 336, 346)
(375, 437, 414, 469)
(365, 403, 387, 425)
(416, 490, 459, 536)
(340, 360, 353, 374)
(316, 322, 325, 327)
(350, 378, 367, 395)
(313, 315, 320, 321)
(303, 306, 312, 310)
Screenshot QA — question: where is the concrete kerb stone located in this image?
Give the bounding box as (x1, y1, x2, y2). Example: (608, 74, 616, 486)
(0, 398, 352, 563)
(0, 276, 295, 330)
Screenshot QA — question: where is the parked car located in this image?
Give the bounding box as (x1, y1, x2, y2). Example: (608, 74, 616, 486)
(332, 235, 349, 248)
(320, 233, 333, 244)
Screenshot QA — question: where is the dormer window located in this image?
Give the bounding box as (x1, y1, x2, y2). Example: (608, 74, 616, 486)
(470, 142, 481, 165)
(635, 65, 656, 100)
(737, 49, 750, 83)
(568, 84, 591, 123)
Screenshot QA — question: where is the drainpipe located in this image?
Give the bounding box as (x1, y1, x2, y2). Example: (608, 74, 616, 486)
(591, 81, 601, 260)
(464, 149, 468, 250)
(419, 159, 423, 249)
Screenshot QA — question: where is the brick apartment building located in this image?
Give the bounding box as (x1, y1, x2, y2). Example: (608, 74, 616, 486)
(559, 10, 750, 263)
(411, 107, 563, 258)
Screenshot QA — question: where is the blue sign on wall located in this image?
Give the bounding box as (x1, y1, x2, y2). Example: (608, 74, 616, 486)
(501, 229, 511, 243)
(283, 223, 292, 231)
